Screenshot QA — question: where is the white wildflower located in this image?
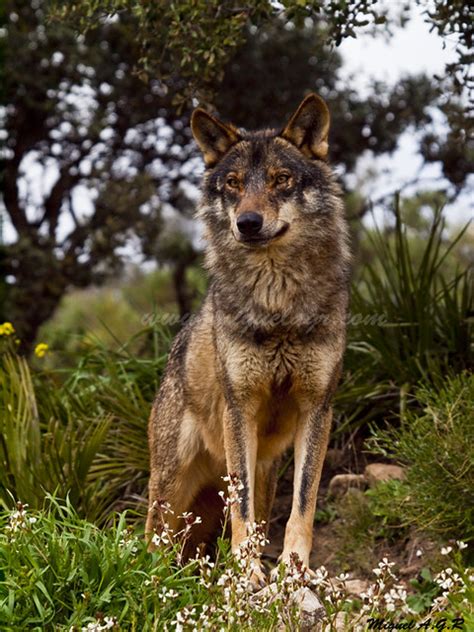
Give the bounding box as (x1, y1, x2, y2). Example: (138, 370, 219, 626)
(440, 546, 453, 555)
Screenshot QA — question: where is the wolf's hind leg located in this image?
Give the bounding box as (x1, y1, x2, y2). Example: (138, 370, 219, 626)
(146, 464, 200, 544)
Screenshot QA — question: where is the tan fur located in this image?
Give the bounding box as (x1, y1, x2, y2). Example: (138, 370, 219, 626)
(146, 94, 352, 578)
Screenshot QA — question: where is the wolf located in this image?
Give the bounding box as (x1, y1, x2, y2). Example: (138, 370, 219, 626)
(146, 94, 351, 584)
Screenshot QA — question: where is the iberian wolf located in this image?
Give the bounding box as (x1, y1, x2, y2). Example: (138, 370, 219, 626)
(146, 94, 351, 586)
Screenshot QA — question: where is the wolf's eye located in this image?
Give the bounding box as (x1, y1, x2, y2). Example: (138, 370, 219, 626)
(226, 175, 240, 189)
(275, 173, 291, 186)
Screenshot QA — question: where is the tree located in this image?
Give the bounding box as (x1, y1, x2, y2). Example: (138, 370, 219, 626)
(214, 20, 438, 179)
(53, 0, 389, 105)
(1, 1, 195, 346)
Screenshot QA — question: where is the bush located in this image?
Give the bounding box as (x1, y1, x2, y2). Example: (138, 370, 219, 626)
(1, 498, 472, 630)
(0, 353, 111, 521)
(0, 321, 170, 523)
(335, 203, 473, 435)
(369, 372, 474, 542)
(0, 499, 208, 630)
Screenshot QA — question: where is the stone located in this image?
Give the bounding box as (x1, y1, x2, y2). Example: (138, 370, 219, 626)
(327, 473, 366, 498)
(293, 586, 326, 630)
(343, 578, 370, 596)
(364, 463, 406, 487)
(253, 583, 325, 631)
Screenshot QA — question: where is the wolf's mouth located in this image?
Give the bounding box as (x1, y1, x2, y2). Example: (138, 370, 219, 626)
(237, 223, 289, 247)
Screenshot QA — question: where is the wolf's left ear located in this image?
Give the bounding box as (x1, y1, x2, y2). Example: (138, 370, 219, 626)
(281, 93, 330, 159)
(191, 109, 240, 167)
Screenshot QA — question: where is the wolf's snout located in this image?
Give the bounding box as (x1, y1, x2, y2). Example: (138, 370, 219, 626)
(237, 212, 263, 236)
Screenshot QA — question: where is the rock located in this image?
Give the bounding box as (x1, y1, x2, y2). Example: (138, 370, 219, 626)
(327, 473, 366, 498)
(343, 578, 369, 596)
(253, 583, 325, 631)
(293, 586, 325, 630)
(364, 463, 406, 487)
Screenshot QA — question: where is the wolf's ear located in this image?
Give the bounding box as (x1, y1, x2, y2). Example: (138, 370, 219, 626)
(281, 94, 330, 159)
(191, 109, 240, 167)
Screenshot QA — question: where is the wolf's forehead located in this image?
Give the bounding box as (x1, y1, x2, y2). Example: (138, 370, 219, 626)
(228, 137, 297, 171)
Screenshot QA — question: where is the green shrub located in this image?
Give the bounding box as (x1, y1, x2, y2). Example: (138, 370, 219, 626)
(63, 322, 170, 517)
(0, 320, 170, 523)
(0, 498, 304, 631)
(0, 499, 209, 630)
(369, 372, 474, 541)
(1, 498, 472, 630)
(0, 353, 111, 520)
(335, 203, 473, 435)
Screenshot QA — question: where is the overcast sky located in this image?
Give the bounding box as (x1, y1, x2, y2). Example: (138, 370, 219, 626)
(338, 2, 472, 226)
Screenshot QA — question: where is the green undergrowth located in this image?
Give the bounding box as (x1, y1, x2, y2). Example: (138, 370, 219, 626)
(1, 498, 472, 631)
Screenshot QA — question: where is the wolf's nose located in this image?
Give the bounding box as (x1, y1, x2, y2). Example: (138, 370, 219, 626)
(237, 212, 263, 236)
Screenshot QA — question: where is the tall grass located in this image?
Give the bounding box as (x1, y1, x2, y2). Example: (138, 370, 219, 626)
(0, 321, 170, 523)
(0, 353, 111, 520)
(63, 323, 170, 516)
(335, 203, 472, 433)
(0, 498, 210, 630)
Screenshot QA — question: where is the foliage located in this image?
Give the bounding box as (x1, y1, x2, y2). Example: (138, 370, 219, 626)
(215, 20, 439, 177)
(334, 202, 473, 434)
(369, 372, 474, 542)
(0, 499, 214, 630)
(1, 498, 472, 630)
(0, 317, 170, 523)
(63, 323, 170, 515)
(53, 0, 388, 104)
(0, 352, 111, 520)
(2, 0, 191, 346)
(423, 0, 473, 104)
(36, 266, 203, 364)
(38, 287, 145, 362)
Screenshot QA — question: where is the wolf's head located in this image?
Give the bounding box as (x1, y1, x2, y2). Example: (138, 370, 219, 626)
(191, 94, 342, 252)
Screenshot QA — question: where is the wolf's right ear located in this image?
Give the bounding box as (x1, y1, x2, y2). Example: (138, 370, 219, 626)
(191, 109, 240, 167)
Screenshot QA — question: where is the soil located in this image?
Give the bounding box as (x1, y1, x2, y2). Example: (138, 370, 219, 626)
(262, 446, 434, 582)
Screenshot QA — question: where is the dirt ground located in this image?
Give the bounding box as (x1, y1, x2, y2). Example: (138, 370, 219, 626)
(263, 446, 434, 582)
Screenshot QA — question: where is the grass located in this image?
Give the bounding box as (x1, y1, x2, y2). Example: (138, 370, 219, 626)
(0, 320, 170, 523)
(0, 498, 212, 630)
(0, 352, 111, 521)
(0, 498, 472, 631)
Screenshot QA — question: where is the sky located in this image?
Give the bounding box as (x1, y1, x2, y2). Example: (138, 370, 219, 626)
(2, 2, 472, 254)
(337, 2, 472, 227)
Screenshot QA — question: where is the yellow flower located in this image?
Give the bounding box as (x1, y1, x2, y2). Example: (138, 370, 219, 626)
(0, 322, 15, 336)
(34, 343, 49, 358)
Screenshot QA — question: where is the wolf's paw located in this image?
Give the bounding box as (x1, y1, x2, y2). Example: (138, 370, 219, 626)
(270, 558, 316, 584)
(248, 565, 267, 592)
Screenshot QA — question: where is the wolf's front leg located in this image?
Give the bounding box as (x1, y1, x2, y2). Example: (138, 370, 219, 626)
(222, 401, 267, 588)
(281, 403, 333, 568)
(222, 402, 258, 548)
